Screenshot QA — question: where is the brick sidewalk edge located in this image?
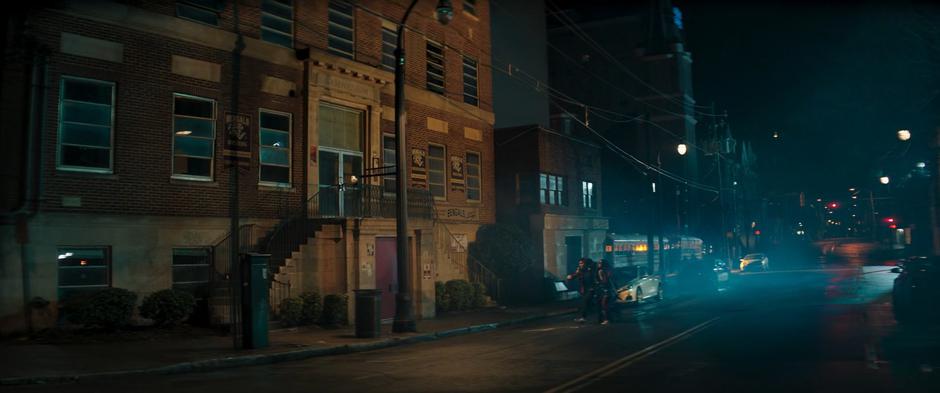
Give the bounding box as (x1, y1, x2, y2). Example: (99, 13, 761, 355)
(0, 308, 577, 386)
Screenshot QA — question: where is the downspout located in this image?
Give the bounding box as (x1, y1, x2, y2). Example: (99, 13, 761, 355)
(13, 41, 48, 333)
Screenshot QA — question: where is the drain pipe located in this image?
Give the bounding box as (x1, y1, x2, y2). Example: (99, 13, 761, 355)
(7, 42, 48, 333)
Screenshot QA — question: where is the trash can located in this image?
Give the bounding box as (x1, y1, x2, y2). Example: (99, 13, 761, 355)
(354, 289, 382, 338)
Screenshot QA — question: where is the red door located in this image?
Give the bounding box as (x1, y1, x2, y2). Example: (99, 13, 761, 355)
(375, 237, 398, 320)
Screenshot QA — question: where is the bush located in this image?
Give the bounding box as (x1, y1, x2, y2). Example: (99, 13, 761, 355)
(298, 291, 322, 325)
(278, 297, 304, 327)
(435, 281, 451, 312)
(471, 282, 487, 308)
(468, 224, 538, 277)
(65, 288, 137, 330)
(444, 280, 473, 311)
(320, 294, 348, 328)
(139, 289, 196, 327)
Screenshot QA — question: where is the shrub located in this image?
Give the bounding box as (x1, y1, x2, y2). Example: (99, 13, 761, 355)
(471, 282, 487, 308)
(320, 294, 348, 328)
(139, 289, 196, 327)
(298, 291, 322, 325)
(278, 297, 304, 327)
(444, 280, 473, 311)
(65, 288, 137, 330)
(468, 224, 538, 277)
(435, 281, 451, 312)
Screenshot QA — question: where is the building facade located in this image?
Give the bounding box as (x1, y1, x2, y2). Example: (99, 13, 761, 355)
(547, 0, 703, 248)
(0, 0, 495, 334)
(494, 125, 608, 281)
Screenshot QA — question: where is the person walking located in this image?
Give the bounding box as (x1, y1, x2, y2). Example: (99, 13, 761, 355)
(566, 258, 595, 323)
(595, 259, 615, 325)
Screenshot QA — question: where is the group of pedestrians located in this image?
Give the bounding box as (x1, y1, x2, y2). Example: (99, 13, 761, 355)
(566, 258, 616, 325)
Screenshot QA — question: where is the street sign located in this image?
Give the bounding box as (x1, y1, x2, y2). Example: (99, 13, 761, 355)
(224, 112, 251, 168)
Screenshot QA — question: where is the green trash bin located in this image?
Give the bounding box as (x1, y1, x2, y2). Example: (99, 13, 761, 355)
(354, 289, 382, 338)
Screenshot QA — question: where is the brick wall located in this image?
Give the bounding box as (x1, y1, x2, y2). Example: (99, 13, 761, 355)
(16, 0, 494, 223)
(31, 10, 304, 219)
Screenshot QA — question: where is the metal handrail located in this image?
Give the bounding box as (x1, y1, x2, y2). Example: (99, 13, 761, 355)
(432, 209, 501, 300)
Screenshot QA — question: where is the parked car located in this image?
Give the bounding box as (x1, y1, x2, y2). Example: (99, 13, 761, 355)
(615, 265, 663, 304)
(677, 258, 730, 294)
(891, 256, 940, 323)
(739, 253, 769, 272)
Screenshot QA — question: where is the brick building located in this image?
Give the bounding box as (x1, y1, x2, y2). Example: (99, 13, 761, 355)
(0, 0, 495, 334)
(494, 124, 608, 280)
(491, 0, 608, 286)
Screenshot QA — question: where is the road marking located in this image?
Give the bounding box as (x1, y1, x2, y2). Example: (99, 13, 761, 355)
(545, 317, 720, 393)
(523, 326, 581, 333)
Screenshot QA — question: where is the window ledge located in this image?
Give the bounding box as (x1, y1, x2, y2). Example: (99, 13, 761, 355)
(259, 183, 295, 192)
(56, 167, 117, 179)
(170, 176, 218, 187)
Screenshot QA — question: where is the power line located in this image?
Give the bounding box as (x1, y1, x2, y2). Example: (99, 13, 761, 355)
(550, 100, 720, 194)
(543, 0, 720, 115)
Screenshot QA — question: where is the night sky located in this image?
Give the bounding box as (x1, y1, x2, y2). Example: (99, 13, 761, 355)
(678, 0, 939, 195)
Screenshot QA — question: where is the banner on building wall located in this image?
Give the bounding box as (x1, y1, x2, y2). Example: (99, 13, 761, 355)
(410, 148, 427, 189)
(450, 156, 465, 192)
(224, 112, 251, 168)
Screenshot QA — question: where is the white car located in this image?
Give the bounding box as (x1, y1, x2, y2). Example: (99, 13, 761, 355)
(739, 253, 769, 271)
(615, 266, 663, 304)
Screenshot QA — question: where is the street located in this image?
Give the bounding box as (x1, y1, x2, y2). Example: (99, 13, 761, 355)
(10, 258, 939, 393)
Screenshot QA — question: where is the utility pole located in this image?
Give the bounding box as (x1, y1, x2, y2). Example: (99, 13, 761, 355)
(645, 113, 655, 274)
(392, 0, 419, 334)
(229, 2, 245, 349)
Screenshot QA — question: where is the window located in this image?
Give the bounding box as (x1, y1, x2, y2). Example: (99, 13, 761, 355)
(462, 56, 478, 106)
(177, 0, 222, 26)
(328, 0, 355, 59)
(172, 248, 211, 299)
(318, 103, 362, 151)
(383, 134, 396, 193)
(172, 94, 216, 180)
(582, 181, 595, 209)
(381, 27, 398, 72)
(464, 0, 476, 16)
(466, 151, 481, 201)
(57, 247, 110, 301)
(259, 109, 291, 185)
(58, 77, 114, 172)
(428, 144, 446, 199)
(426, 41, 445, 94)
(540, 173, 565, 206)
(261, 0, 293, 48)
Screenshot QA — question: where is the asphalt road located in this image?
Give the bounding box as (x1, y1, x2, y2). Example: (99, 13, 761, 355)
(11, 262, 940, 393)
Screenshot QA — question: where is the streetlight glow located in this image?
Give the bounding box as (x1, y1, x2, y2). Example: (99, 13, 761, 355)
(677, 143, 688, 156)
(897, 129, 911, 141)
(917, 162, 926, 168)
(880, 176, 890, 184)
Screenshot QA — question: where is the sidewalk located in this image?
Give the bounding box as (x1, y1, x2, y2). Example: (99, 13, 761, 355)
(0, 301, 577, 385)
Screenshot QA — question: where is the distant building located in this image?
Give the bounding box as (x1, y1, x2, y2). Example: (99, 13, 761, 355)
(494, 125, 608, 280)
(492, 0, 608, 288)
(0, 0, 496, 334)
(547, 0, 702, 253)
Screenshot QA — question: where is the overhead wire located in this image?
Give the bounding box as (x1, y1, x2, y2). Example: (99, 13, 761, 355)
(544, 0, 719, 113)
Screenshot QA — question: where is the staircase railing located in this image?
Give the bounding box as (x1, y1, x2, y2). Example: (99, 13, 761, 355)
(432, 214, 502, 301)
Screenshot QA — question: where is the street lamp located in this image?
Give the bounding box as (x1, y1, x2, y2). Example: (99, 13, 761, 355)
(392, 0, 453, 334)
(897, 129, 911, 141)
(676, 143, 688, 156)
(880, 176, 890, 185)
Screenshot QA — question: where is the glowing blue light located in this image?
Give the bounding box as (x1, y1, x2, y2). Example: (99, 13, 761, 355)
(673, 7, 684, 30)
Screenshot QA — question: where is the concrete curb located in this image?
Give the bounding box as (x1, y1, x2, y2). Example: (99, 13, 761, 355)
(0, 308, 577, 386)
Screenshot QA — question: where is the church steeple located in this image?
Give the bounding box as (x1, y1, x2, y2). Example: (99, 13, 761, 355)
(645, 0, 684, 55)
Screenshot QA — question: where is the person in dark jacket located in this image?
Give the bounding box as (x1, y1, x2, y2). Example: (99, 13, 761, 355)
(595, 259, 615, 325)
(566, 258, 595, 322)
